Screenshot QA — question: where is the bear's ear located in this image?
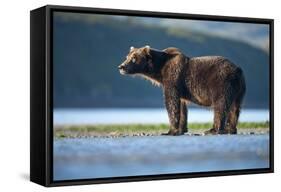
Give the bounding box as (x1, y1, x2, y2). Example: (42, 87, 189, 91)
(143, 45, 151, 56)
(130, 46, 134, 52)
(143, 46, 153, 68)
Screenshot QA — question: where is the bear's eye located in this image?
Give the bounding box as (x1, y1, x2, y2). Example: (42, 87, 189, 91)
(132, 57, 136, 63)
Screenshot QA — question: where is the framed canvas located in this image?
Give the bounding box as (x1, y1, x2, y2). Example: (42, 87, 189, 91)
(30, 5, 274, 187)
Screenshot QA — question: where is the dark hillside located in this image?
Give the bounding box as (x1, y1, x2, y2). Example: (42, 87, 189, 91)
(53, 15, 269, 108)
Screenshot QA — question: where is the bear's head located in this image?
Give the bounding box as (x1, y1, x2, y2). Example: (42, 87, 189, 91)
(118, 45, 152, 75)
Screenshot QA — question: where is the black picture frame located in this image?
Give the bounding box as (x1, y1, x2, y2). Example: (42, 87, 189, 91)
(30, 4, 274, 187)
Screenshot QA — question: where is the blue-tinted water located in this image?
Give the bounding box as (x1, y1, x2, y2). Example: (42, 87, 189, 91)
(54, 108, 269, 125)
(53, 134, 269, 181)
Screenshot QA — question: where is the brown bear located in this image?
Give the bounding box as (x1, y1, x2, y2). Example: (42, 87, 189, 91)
(118, 46, 246, 135)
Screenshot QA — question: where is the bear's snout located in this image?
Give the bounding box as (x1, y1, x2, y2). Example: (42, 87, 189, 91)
(118, 64, 125, 70)
(118, 63, 128, 75)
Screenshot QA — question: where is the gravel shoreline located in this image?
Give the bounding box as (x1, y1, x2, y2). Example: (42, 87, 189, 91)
(54, 128, 269, 139)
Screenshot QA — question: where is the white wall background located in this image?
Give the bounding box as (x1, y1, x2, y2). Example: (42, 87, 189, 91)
(0, 0, 279, 191)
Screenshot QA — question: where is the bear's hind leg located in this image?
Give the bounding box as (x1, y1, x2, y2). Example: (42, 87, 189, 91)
(205, 102, 229, 135)
(226, 101, 241, 134)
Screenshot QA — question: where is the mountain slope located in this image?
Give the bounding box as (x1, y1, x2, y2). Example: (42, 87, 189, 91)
(53, 15, 269, 108)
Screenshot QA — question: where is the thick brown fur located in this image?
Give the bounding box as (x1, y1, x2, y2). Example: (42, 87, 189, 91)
(119, 46, 246, 135)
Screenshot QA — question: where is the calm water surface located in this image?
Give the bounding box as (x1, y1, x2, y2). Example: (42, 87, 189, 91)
(54, 134, 269, 181)
(54, 108, 269, 125)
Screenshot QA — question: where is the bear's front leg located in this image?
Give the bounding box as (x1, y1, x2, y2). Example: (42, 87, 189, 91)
(162, 87, 182, 136)
(179, 100, 188, 133)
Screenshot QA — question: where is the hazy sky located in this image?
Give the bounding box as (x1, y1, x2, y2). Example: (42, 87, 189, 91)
(150, 18, 269, 51)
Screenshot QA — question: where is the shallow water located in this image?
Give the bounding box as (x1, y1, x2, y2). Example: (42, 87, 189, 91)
(53, 108, 269, 125)
(53, 134, 269, 181)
